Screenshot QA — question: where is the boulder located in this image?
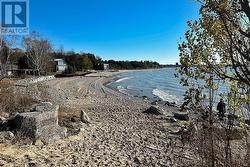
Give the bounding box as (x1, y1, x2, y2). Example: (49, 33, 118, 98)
(80, 110, 90, 124)
(34, 139, 44, 146)
(34, 102, 54, 112)
(151, 101, 158, 105)
(14, 102, 67, 143)
(26, 162, 37, 167)
(169, 117, 177, 123)
(134, 157, 142, 164)
(165, 101, 177, 107)
(0, 117, 6, 130)
(0, 113, 19, 131)
(169, 127, 184, 135)
(143, 106, 163, 115)
(245, 120, 250, 126)
(0, 131, 15, 143)
(0, 116, 6, 124)
(173, 111, 189, 121)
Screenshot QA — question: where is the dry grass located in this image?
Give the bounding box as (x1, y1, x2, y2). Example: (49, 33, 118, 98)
(179, 122, 250, 167)
(58, 105, 83, 136)
(37, 84, 50, 102)
(0, 79, 38, 117)
(58, 105, 81, 125)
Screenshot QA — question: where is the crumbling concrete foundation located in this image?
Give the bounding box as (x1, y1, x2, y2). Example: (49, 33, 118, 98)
(14, 102, 67, 143)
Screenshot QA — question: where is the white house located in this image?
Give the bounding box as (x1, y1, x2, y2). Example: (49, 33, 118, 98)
(103, 64, 110, 70)
(54, 59, 67, 72)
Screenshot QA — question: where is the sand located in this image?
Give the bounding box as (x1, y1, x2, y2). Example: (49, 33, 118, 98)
(0, 73, 188, 167)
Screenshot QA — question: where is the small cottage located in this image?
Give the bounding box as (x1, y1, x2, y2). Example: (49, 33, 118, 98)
(54, 59, 67, 72)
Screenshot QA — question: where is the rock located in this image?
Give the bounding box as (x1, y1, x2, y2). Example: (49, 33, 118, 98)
(0, 154, 14, 164)
(34, 102, 53, 112)
(0, 116, 6, 124)
(134, 157, 142, 164)
(151, 101, 158, 105)
(78, 127, 85, 134)
(0, 113, 19, 131)
(173, 111, 189, 121)
(70, 117, 76, 122)
(80, 110, 90, 124)
(165, 101, 177, 107)
(0, 160, 6, 166)
(165, 101, 170, 106)
(171, 102, 176, 105)
(0, 131, 15, 143)
(0, 117, 7, 130)
(14, 102, 67, 143)
(169, 117, 177, 123)
(143, 106, 163, 115)
(245, 120, 250, 126)
(26, 162, 37, 167)
(34, 139, 44, 146)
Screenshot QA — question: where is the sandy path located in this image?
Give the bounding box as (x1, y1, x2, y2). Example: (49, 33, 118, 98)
(0, 76, 183, 167)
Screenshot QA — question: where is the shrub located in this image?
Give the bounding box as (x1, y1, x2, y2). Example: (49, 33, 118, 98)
(0, 80, 38, 116)
(65, 65, 76, 74)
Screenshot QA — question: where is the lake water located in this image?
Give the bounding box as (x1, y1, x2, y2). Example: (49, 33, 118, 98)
(107, 68, 249, 119)
(107, 68, 186, 105)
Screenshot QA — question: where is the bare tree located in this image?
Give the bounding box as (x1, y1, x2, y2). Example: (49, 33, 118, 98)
(0, 36, 17, 80)
(59, 45, 64, 55)
(23, 32, 53, 75)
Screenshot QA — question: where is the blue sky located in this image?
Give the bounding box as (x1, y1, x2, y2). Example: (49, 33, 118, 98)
(30, 0, 200, 64)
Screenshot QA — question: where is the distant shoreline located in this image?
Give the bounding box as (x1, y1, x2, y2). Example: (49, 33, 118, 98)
(85, 67, 167, 78)
(113, 66, 179, 71)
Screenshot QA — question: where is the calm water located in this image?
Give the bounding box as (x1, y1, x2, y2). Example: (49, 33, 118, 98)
(107, 68, 249, 119)
(107, 68, 235, 104)
(107, 68, 186, 105)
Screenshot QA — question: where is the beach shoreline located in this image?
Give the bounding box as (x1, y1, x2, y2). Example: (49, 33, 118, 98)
(85, 68, 166, 78)
(0, 73, 185, 166)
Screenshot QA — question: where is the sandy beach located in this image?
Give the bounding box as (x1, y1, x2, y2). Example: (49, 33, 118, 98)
(0, 72, 188, 167)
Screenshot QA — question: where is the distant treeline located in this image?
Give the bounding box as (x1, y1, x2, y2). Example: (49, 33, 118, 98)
(53, 51, 166, 71)
(103, 60, 165, 70)
(0, 32, 175, 77)
(8, 49, 168, 73)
